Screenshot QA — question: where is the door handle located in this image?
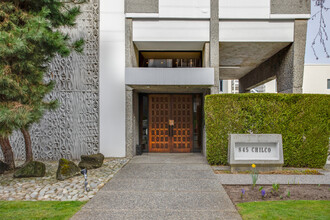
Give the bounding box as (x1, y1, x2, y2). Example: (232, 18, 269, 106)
(168, 120, 174, 137)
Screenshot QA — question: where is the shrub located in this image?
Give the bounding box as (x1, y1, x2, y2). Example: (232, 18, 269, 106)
(205, 94, 330, 168)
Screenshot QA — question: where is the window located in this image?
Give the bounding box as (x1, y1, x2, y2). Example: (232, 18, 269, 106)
(231, 80, 239, 94)
(219, 80, 223, 92)
(328, 79, 330, 89)
(139, 51, 202, 68)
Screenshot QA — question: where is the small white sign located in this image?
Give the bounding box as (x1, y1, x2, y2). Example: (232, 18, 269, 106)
(234, 142, 279, 161)
(228, 134, 284, 167)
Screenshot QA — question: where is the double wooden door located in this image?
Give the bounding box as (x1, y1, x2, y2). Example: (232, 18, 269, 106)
(148, 94, 193, 153)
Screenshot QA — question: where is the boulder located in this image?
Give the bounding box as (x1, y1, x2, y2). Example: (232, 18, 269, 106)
(56, 158, 80, 181)
(0, 160, 10, 174)
(78, 153, 104, 169)
(14, 161, 46, 178)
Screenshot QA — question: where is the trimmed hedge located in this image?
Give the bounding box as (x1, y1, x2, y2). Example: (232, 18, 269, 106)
(205, 94, 330, 168)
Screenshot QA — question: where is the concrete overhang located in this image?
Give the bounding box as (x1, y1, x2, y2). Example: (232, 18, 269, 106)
(219, 42, 291, 79)
(125, 68, 214, 86)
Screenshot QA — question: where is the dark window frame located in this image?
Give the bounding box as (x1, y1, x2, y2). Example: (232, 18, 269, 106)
(139, 51, 203, 68)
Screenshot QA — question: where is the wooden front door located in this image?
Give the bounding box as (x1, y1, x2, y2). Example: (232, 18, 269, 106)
(148, 94, 193, 153)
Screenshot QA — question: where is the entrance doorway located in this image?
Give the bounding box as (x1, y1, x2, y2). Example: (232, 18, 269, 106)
(139, 93, 203, 153)
(148, 94, 193, 153)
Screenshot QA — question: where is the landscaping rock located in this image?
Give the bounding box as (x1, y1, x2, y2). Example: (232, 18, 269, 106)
(78, 153, 104, 169)
(56, 158, 80, 181)
(0, 158, 129, 201)
(0, 160, 10, 174)
(14, 161, 46, 178)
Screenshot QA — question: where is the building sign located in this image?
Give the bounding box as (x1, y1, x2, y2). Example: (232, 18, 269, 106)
(228, 134, 284, 171)
(234, 143, 279, 161)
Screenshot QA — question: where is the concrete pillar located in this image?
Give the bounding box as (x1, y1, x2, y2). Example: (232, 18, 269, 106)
(125, 86, 134, 158)
(202, 43, 210, 68)
(210, 0, 219, 94)
(240, 20, 307, 93)
(133, 91, 139, 155)
(125, 18, 139, 157)
(276, 20, 307, 93)
(125, 19, 138, 68)
(283, 20, 307, 93)
(202, 91, 208, 157)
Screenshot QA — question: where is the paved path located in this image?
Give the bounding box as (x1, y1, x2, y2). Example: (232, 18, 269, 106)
(72, 153, 241, 220)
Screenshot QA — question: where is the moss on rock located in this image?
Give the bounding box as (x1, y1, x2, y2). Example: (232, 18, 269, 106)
(14, 161, 46, 178)
(56, 158, 80, 181)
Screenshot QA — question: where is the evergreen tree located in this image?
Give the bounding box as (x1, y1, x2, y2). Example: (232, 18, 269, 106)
(0, 0, 85, 168)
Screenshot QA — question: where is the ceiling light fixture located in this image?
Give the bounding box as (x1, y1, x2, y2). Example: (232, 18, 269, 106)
(219, 66, 241, 69)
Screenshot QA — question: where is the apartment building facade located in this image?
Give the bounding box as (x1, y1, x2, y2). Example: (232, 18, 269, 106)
(8, 0, 311, 160)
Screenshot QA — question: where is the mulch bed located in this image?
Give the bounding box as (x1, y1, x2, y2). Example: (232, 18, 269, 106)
(224, 184, 330, 205)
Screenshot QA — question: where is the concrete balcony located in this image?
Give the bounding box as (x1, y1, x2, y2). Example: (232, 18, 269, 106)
(125, 68, 214, 86)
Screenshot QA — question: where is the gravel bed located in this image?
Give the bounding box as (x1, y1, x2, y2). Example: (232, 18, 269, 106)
(0, 158, 129, 202)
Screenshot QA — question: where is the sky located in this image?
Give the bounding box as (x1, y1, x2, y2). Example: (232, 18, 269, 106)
(305, 0, 330, 64)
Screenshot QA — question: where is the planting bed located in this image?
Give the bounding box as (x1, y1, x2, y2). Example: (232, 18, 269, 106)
(224, 184, 330, 205)
(214, 169, 323, 175)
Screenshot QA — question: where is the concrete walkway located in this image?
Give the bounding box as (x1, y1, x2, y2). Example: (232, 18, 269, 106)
(72, 153, 241, 220)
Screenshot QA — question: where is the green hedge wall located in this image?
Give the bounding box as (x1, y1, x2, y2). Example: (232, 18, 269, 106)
(205, 94, 330, 168)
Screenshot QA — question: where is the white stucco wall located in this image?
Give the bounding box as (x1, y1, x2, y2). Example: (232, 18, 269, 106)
(303, 65, 330, 94)
(219, 0, 270, 19)
(159, 0, 210, 18)
(100, 0, 126, 157)
(219, 21, 294, 42)
(133, 20, 209, 42)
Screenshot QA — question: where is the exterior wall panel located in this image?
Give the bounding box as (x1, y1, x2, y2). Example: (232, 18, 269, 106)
(125, 0, 158, 13)
(219, 0, 270, 19)
(125, 68, 214, 85)
(133, 20, 209, 42)
(219, 21, 294, 42)
(159, 0, 210, 18)
(7, 1, 100, 160)
(271, 0, 311, 14)
(100, 0, 126, 157)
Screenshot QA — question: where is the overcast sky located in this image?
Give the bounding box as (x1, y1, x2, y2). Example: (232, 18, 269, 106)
(305, 0, 330, 64)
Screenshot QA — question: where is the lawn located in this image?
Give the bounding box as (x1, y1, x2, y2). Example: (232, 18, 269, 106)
(237, 200, 330, 220)
(0, 201, 86, 220)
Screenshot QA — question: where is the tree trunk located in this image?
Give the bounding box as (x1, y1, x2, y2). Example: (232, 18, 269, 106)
(0, 137, 15, 170)
(21, 128, 33, 164)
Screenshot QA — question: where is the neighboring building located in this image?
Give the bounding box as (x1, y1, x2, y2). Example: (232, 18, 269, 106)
(7, 0, 311, 160)
(221, 79, 277, 94)
(303, 64, 330, 94)
(220, 80, 239, 94)
(251, 79, 277, 93)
